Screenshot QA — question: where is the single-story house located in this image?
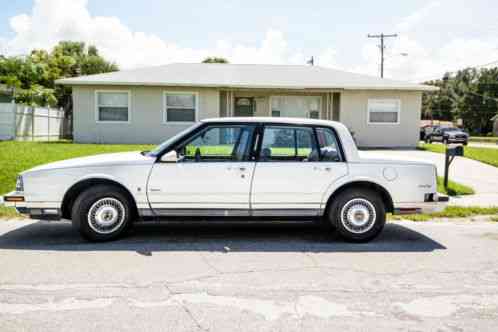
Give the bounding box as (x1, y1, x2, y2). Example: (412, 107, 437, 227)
(56, 63, 437, 147)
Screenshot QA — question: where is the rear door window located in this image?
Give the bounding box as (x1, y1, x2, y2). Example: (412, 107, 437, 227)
(259, 126, 319, 162)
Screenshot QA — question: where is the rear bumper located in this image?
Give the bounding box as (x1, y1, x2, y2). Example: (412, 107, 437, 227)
(393, 195, 449, 215)
(2, 192, 61, 220)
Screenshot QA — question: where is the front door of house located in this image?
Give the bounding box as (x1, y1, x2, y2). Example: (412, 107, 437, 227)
(234, 97, 254, 117)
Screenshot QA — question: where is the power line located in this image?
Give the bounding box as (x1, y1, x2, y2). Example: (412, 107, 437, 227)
(367, 33, 398, 78)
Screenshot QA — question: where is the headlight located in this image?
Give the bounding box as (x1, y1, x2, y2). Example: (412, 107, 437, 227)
(16, 175, 24, 192)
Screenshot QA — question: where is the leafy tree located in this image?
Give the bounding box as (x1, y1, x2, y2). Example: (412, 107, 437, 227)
(422, 67, 498, 134)
(202, 56, 229, 64)
(422, 74, 455, 121)
(0, 41, 117, 111)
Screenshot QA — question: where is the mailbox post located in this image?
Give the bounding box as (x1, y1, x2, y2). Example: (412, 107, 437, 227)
(444, 145, 464, 189)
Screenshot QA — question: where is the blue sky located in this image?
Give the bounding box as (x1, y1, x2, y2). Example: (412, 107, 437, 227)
(1, 0, 498, 81)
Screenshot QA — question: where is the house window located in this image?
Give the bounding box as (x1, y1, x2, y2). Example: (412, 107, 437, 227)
(96, 91, 130, 122)
(164, 92, 197, 123)
(368, 99, 400, 124)
(271, 96, 321, 119)
(271, 110, 281, 117)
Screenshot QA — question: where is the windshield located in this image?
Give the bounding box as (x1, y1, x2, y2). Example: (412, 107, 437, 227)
(147, 123, 202, 156)
(442, 127, 459, 132)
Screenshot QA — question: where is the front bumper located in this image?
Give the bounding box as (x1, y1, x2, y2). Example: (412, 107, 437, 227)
(393, 195, 449, 215)
(447, 137, 468, 143)
(2, 191, 61, 220)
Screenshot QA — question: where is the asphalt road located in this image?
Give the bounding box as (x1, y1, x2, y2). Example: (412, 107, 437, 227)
(1, 219, 498, 331)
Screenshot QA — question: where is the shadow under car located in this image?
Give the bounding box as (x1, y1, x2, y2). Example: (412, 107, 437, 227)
(0, 220, 446, 253)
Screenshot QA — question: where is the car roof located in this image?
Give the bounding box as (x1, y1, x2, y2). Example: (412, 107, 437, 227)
(201, 117, 340, 126)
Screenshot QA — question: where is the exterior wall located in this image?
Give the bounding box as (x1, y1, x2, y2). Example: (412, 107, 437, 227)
(339, 90, 422, 148)
(72, 85, 220, 144)
(72, 85, 422, 147)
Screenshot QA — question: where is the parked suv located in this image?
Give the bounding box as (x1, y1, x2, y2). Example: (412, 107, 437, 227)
(426, 127, 468, 145)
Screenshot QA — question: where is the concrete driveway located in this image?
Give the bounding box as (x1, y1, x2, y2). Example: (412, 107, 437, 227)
(1, 219, 498, 331)
(360, 149, 498, 206)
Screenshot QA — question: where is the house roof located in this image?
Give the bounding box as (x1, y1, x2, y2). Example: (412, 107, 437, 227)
(55, 63, 437, 91)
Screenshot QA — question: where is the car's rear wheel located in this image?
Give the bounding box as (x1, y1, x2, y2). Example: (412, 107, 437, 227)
(71, 185, 133, 242)
(327, 188, 386, 242)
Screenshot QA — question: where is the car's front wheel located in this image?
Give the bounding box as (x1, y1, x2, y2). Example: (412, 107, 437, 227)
(327, 188, 386, 242)
(71, 185, 133, 241)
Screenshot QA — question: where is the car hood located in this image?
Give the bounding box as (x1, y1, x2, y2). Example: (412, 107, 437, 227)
(24, 151, 156, 174)
(446, 131, 468, 136)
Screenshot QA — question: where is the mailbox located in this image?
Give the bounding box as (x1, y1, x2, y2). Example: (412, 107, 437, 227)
(447, 145, 464, 157)
(444, 145, 464, 189)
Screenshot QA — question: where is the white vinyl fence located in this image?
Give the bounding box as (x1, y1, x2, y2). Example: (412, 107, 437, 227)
(0, 103, 70, 141)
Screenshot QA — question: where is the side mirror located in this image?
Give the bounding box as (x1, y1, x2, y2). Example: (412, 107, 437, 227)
(160, 150, 179, 163)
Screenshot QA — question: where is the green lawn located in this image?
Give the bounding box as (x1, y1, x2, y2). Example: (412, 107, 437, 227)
(419, 143, 498, 168)
(185, 145, 311, 157)
(390, 206, 498, 222)
(437, 177, 474, 196)
(0, 141, 154, 195)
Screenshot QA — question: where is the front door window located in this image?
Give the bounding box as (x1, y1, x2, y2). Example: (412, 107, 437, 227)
(177, 125, 255, 162)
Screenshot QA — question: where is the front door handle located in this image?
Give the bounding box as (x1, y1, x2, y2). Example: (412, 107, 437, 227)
(226, 166, 247, 171)
(313, 166, 332, 172)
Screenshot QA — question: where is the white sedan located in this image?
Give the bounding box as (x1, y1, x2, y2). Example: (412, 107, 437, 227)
(3, 117, 448, 242)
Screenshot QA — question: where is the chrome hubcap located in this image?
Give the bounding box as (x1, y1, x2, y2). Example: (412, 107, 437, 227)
(87, 198, 126, 234)
(340, 198, 376, 234)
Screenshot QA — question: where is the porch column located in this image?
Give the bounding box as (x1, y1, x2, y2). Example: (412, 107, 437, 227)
(332, 92, 341, 121)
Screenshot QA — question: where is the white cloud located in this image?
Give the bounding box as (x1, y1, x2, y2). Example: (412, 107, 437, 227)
(0, 0, 338, 70)
(396, 1, 441, 32)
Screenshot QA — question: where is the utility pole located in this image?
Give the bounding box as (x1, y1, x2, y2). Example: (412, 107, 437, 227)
(367, 33, 397, 78)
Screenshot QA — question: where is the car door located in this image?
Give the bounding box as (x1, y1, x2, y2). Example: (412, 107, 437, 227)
(147, 124, 256, 215)
(250, 125, 348, 216)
